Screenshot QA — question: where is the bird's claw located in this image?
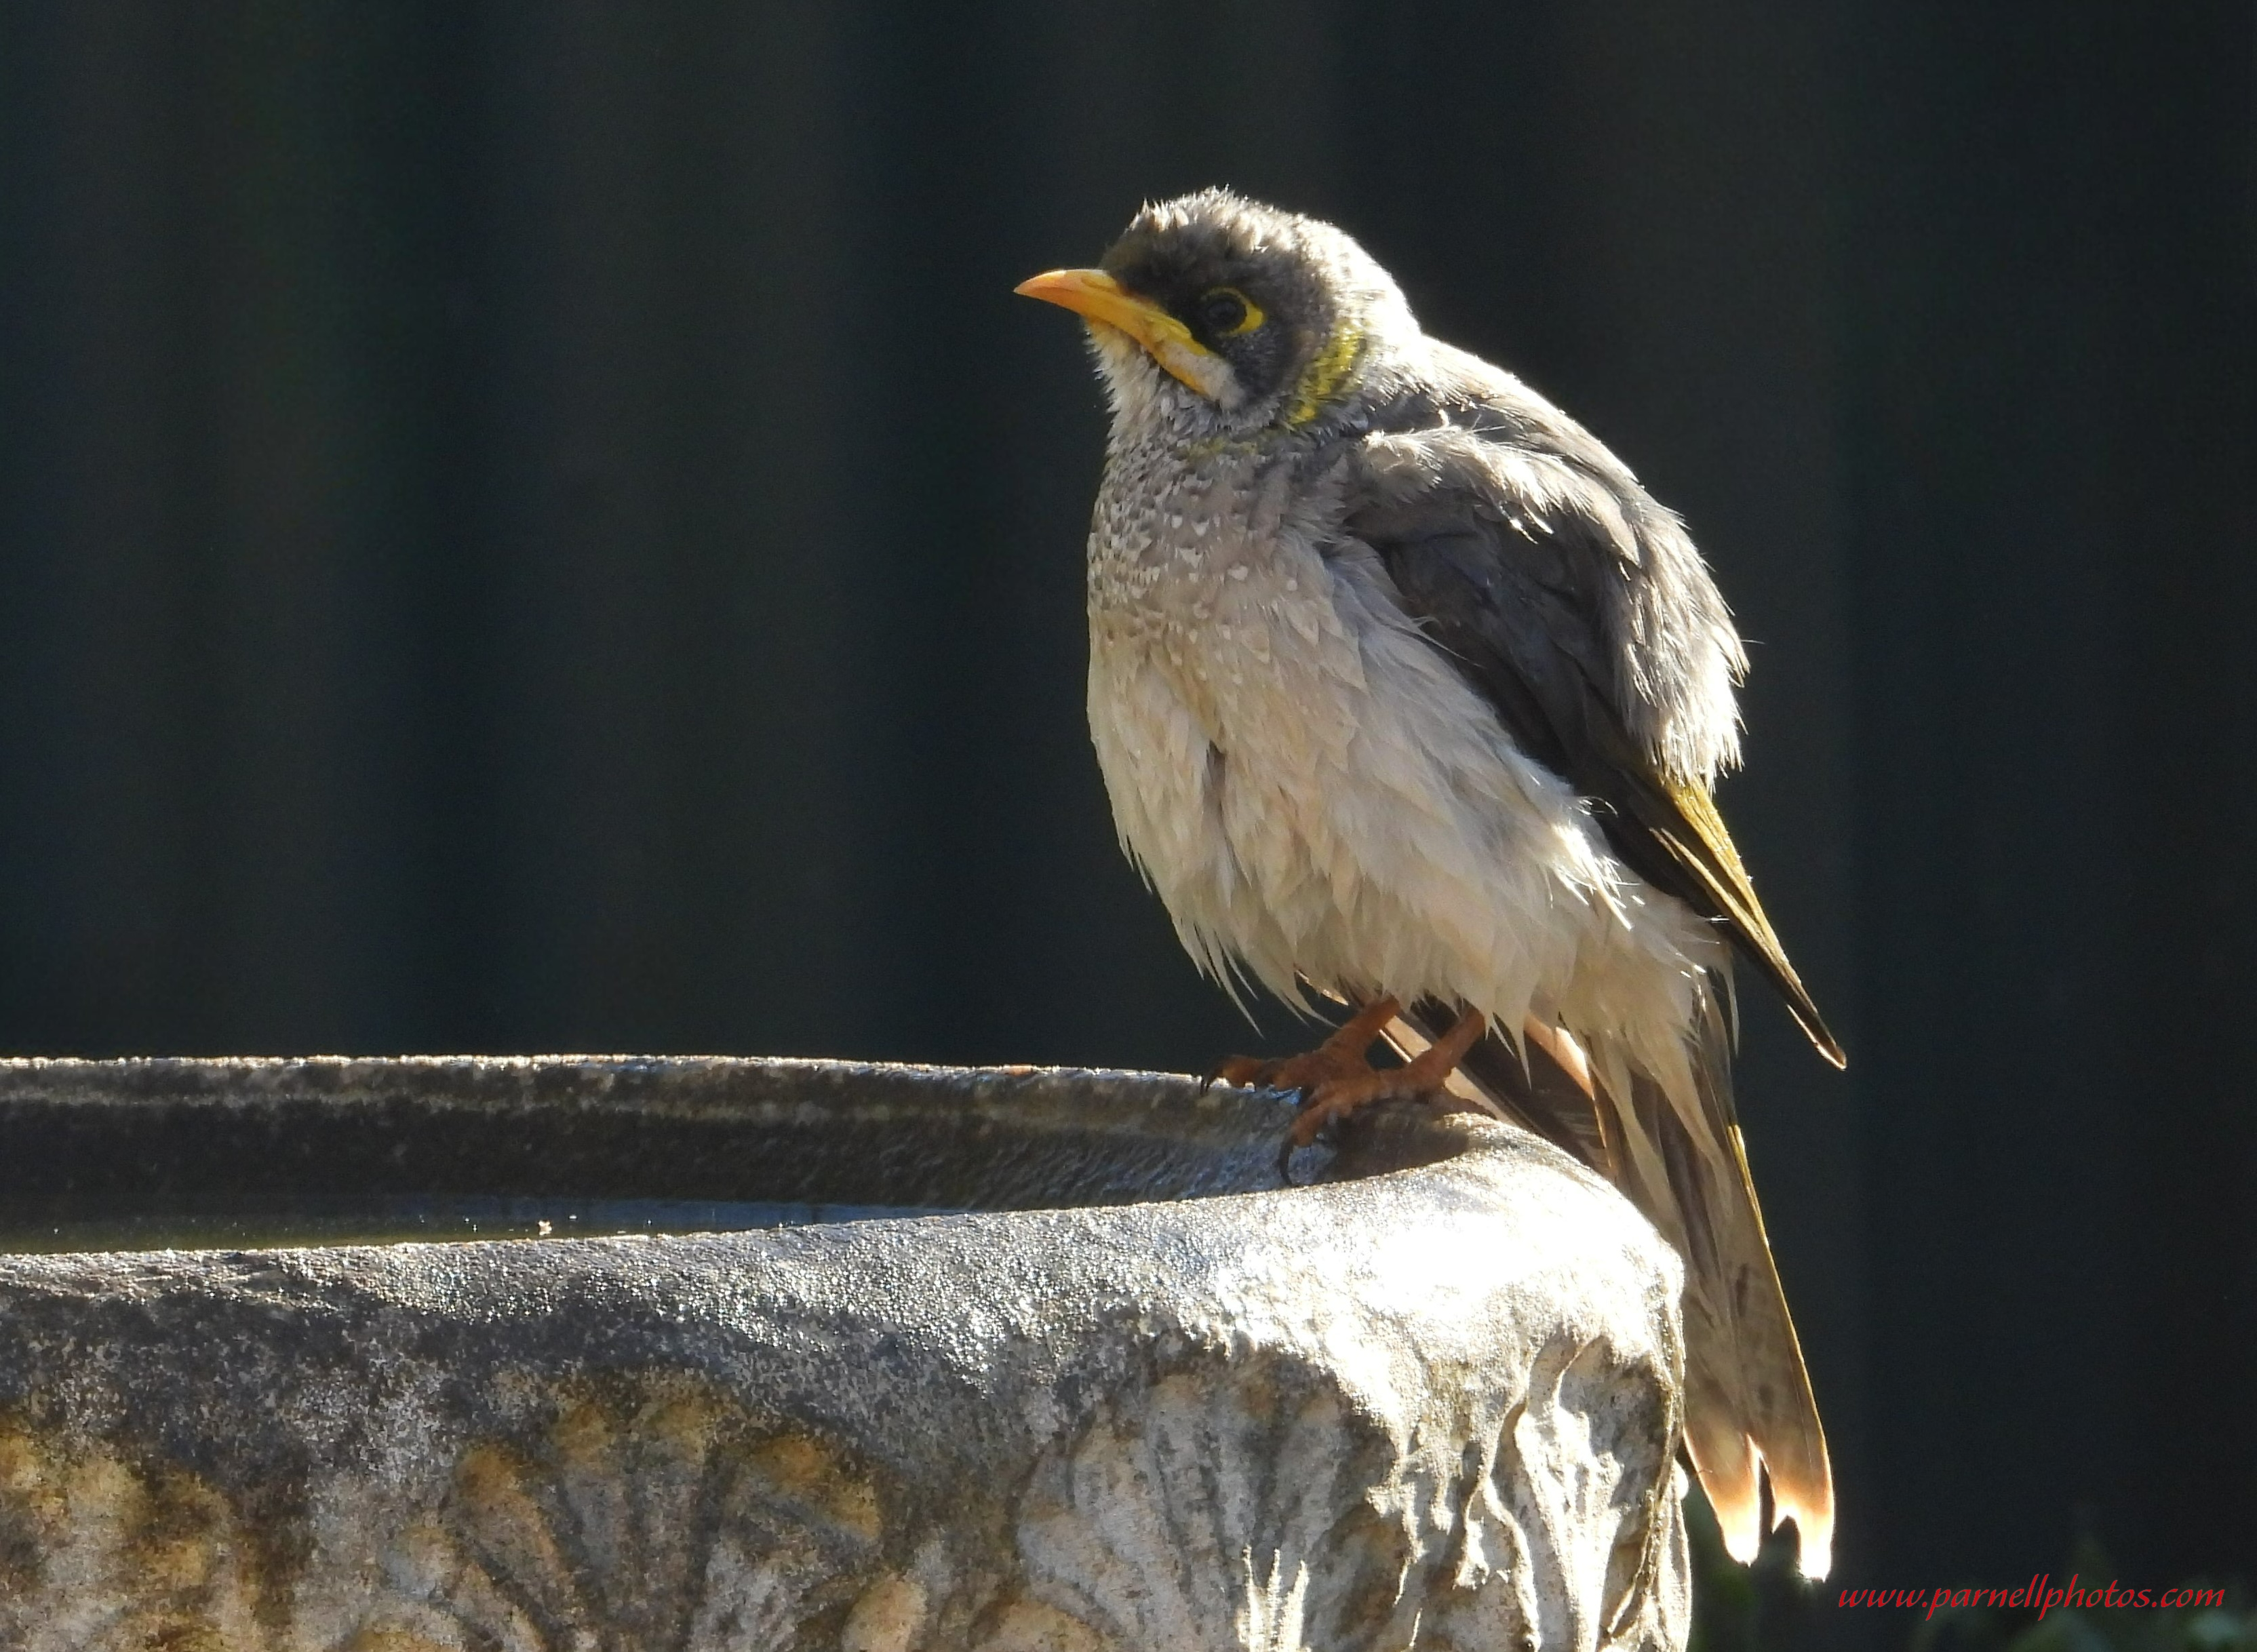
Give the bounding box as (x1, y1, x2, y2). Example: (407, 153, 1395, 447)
(1276, 1127, 1306, 1187)
(1206, 998, 1488, 1187)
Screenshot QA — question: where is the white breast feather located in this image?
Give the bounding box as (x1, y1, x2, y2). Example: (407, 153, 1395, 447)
(1086, 490, 1724, 1111)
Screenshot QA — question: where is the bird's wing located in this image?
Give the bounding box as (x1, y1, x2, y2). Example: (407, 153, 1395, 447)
(1346, 400, 1839, 1572)
(1341, 409, 1845, 1067)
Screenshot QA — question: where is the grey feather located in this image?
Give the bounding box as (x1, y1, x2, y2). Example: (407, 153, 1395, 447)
(1339, 387, 1845, 1064)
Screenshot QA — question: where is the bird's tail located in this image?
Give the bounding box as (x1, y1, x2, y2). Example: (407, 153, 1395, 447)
(1393, 990, 1834, 1578)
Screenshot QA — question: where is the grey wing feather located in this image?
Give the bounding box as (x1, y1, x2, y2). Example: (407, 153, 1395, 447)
(1341, 384, 1845, 1065)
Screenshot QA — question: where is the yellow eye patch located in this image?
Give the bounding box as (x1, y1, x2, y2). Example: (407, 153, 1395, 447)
(1196, 286, 1265, 338)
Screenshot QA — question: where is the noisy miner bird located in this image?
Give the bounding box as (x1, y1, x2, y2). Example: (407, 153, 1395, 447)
(1017, 189, 1842, 1576)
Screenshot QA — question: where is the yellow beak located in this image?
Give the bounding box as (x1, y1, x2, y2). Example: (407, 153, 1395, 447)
(1014, 267, 1223, 396)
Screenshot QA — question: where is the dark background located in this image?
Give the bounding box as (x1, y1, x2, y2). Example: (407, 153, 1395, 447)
(1, 1, 2250, 1637)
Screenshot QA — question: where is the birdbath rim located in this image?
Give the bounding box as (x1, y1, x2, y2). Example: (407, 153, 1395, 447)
(0, 1052, 1499, 1257)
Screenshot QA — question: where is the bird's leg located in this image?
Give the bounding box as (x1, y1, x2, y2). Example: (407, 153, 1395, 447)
(1284, 1004, 1487, 1147)
(1211, 997, 1489, 1149)
(1209, 994, 1404, 1096)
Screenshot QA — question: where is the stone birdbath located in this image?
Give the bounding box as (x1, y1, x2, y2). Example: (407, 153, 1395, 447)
(0, 1056, 1689, 1651)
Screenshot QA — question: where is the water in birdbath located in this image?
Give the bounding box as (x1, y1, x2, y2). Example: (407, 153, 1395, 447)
(0, 1057, 1295, 1261)
(0, 1196, 966, 1255)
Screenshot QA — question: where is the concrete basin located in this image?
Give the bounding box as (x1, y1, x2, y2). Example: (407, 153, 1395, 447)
(0, 1056, 1689, 1651)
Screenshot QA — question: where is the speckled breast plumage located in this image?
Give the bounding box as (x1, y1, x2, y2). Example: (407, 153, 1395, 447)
(1082, 426, 1723, 1103)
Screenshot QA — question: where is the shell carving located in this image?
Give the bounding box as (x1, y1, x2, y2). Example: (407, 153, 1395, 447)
(348, 1388, 888, 1651)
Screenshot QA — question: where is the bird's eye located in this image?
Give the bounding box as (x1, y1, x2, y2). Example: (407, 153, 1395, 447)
(1195, 286, 1263, 338)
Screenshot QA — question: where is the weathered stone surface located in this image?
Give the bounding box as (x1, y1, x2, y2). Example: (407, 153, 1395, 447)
(0, 1057, 1689, 1651)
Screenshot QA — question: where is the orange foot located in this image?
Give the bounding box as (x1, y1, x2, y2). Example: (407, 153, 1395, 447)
(1212, 996, 1489, 1166)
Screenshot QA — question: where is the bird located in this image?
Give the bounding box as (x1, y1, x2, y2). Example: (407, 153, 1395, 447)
(1017, 189, 1841, 1577)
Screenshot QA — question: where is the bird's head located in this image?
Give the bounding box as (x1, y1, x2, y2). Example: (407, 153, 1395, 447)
(1017, 190, 1418, 441)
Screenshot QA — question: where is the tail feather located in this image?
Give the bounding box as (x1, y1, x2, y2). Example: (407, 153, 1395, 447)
(1394, 987, 1834, 1578)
